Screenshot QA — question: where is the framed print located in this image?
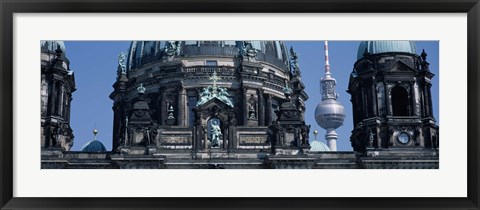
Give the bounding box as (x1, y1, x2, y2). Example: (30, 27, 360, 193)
(1, 0, 479, 209)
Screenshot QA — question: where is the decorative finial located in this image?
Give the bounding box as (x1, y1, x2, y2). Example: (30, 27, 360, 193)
(93, 128, 98, 140)
(55, 44, 63, 57)
(137, 83, 146, 94)
(208, 70, 220, 94)
(167, 104, 175, 119)
(421, 49, 428, 61)
(420, 49, 430, 71)
(313, 130, 318, 140)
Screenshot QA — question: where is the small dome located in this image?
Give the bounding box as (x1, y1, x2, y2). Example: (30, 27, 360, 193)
(357, 41, 417, 60)
(41, 41, 67, 56)
(315, 99, 345, 129)
(41, 41, 70, 70)
(310, 140, 331, 152)
(81, 140, 107, 152)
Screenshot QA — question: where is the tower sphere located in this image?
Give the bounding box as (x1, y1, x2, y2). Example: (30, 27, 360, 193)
(314, 98, 345, 129)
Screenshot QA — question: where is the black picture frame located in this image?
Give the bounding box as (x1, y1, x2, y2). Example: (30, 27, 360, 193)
(1, 0, 479, 209)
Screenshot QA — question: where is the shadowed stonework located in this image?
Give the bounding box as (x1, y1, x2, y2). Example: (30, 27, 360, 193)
(41, 41, 438, 169)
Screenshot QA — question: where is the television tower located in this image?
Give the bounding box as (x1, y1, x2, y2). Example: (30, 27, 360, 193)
(314, 41, 345, 151)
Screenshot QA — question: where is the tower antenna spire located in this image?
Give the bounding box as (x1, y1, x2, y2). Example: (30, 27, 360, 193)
(314, 41, 345, 151)
(324, 41, 331, 78)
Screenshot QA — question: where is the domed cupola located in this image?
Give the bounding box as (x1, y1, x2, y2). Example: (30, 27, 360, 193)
(357, 41, 417, 60)
(126, 41, 290, 72)
(81, 129, 107, 152)
(41, 41, 67, 56)
(309, 140, 331, 152)
(41, 41, 70, 70)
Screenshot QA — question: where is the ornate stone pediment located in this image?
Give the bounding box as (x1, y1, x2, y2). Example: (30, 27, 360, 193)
(389, 60, 417, 73)
(196, 97, 233, 112)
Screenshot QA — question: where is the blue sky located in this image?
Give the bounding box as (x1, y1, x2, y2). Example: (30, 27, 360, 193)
(64, 41, 439, 151)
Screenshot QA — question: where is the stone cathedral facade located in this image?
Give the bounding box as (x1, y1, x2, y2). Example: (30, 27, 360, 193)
(41, 41, 439, 169)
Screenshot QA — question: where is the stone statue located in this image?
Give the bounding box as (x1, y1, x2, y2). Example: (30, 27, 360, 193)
(369, 129, 375, 147)
(142, 128, 150, 146)
(248, 101, 256, 119)
(118, 51, 127, 74)
(54, 124, 74, 151)
(290, 47, 301, 75)
(196, 87, 211, 106)
(127, 127, 133, 146)
(149, 124, 159, 146)
(300, 123, 310, 146)
(217, 87, 233, 107)
(210, 121, 222, 147)
(165, 41, 181, 56)
(283, 83, 293, 98)
(242, 41, 257, 62)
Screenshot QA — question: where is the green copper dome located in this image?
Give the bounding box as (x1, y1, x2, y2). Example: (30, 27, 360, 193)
(126, 41, 290, 72)
(81, 140, 107, 152)
(357, 41, 417, 60)
(309, 140, 331, 152)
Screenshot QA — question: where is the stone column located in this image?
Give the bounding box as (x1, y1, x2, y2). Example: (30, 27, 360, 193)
(427, 83, 433, 117)
(57, 83, 64, 116)
(151, 94, 160, 124)
(66, 94, 72, 121)
(62, 94, 69, 118)
(177, 86, 185, 126)
(370, 78, 377, 117)
(385, 83, 392, 116)
(362, 87, 368, 118)
(112, 105, 120, 150)
(265, 94, 272, 126)
(48, 80, 57, 116)
(412, 81, 419, 116)
(192, 125, 197, 151)
(160, 91, 167, 126)
(223, 126, 228, 150)
(228, 124, 235, 150)
(258, 90, 265, 126)
(421, 84, 428, 117)
(420, 84, 426, 117)
(242, 87, 248, 125)
(204, 125, 209, 149)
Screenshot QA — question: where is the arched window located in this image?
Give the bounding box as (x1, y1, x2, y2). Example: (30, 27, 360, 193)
(391, 86, 409, 116)
(143, 41, 155, 55)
